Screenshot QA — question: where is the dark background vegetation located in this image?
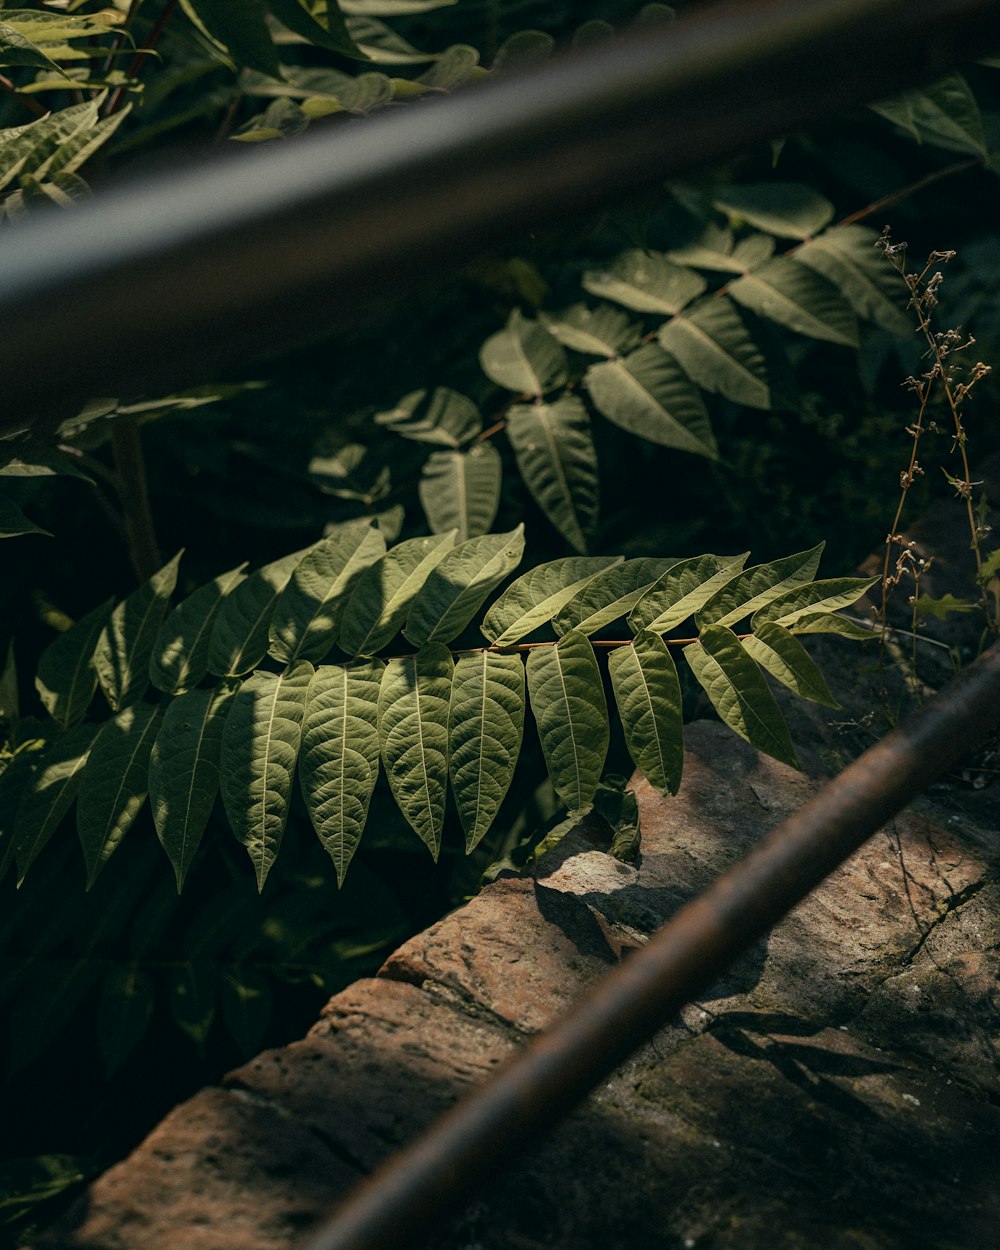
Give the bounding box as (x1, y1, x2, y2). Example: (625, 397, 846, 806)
(1, 1, 999, 1242)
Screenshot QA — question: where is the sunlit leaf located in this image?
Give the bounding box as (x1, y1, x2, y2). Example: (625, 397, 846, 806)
(684, 625, 797, 766)
(482, 556, 621, 646)
(479, 309, 567, 396)
(150, 564, 247, 694)
(553, 557, 676, 636)
(582, 249, 705, 314)
(219, 661, 312, 890)
(269, 521, 385, 665)
(149, 684, 235, 891)
(586, 344, 717, 457)
(378, 644, 452, 857)
(418, 443, 501, 542)
(507, 394, 599, 553)
(698, 544, 824, 628)
(794, 226, 911, 334)
(729, 259, 858, 347)
(539, 303, 642, 357)
(77, 703, 163, 889)
(658, 298, 770, 409)
(789, 612, 877, 640)
(742, 622, 838, 707)
(526, 630, 608, 811)
(713, 183, 834, 239)
(299, 660, 383, 884)
(629, 553, 749, 633)
(751, 576, 877, 629)
(448, 650, 524, 850)
(405, 525, 525, 646)
(208, 546, 309, 678)
(35, 598, 114, 728)
(340, 531, 457, 656)
(608, 632, 683, 794)
(94, 553, 181, 713)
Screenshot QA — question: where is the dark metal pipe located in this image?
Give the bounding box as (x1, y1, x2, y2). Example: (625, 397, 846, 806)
(303, 639, 1000, 1250)
(3, 0, 1000, 430)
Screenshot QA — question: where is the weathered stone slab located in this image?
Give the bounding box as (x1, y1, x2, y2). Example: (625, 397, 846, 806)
(32, 709, 999, 1250)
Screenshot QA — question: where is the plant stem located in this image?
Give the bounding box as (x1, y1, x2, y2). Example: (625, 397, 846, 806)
(111, 419, 161, 581)
(0, 74, 47, 118)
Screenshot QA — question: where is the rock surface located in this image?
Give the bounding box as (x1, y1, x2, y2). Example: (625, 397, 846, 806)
(28, 709, 1000, 1250)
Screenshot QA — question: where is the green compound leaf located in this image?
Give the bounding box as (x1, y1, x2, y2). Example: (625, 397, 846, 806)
(96, 964, 155, 1076)
(340, 531, 457, 657)
(713, 182, 834, 239)
(751, 576, 877, 629)
(299, 660, 383, 885)
(269, 521, 386, 665)
(220, 661, 312, 891)
(482, 555, 621, 646)
(684, 625, 797, 767)
(793, 225, 911, 335)
(608, 632, 683, 795)
(405, 525, 525, 646)
(418, 443, 501, 542)
(448, 650, 525, 851)
(507, 394, 599, 554)
(728, 258, 858, 347)
(742, 622, 839, 708)
(94, 553, 181, 713)
(630, 553, 749, 634)
(539, 303, 642, 357)
(35, 597, 114, 728)
(586, 344, 717, 457)
(378, 645, 452, 858)
(526, 630, 608, 812)
(554, 557, 676, 637)
(77, 702, 163, 890)
(375, 386, 481, 445)
(658, 297, 770, 410)
(14, 723, 97, 885)
(208, 546, 309, 678)
(150, 564, 247, 694)
(149, 684, 235, 892)
(178, 0, 281, 76)
(698, 544, 824, 629)
(479, 309, 567, 396)
(582, 249, 706, 315)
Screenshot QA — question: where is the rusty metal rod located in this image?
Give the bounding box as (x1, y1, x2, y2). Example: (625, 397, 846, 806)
(303, 639, 1000, 1250)
(3, 0, 1000, 429)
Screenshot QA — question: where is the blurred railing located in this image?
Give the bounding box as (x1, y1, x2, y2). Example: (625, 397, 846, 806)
(3, 0, 1000, 427)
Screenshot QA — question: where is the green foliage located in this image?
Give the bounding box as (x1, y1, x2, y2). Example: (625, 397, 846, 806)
(2, 0, 999, 1231)
(1, 532, 873, 894)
